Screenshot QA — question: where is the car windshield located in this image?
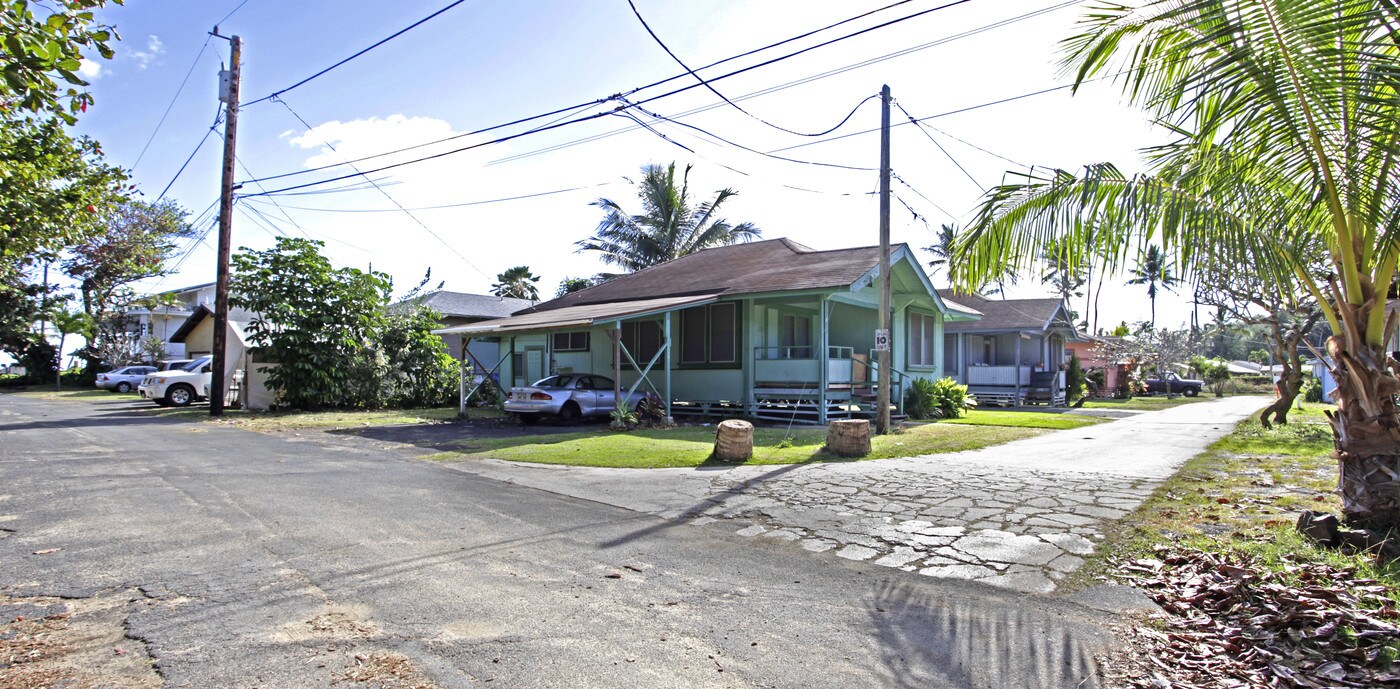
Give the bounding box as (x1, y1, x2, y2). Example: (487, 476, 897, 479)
(534, 375, 573, 388)
(180, 359, 208, 372)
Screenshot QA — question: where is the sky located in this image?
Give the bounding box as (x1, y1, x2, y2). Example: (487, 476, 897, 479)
(65, 0, 1206, 338)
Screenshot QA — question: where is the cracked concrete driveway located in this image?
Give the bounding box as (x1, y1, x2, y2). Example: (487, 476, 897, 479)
(445, 397, 1267, 593)
(0, 392, 1140, 688)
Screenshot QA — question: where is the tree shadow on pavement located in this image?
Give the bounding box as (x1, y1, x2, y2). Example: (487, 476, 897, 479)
(866, 578, 1104, 688)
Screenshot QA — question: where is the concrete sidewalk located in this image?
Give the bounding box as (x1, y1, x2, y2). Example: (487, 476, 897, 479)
(444, 396, 1267, 593)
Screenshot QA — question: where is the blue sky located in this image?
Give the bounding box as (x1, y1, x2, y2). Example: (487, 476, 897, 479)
(69, 0, 1201, 333)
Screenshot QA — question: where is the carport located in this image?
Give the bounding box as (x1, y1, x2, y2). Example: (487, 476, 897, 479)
(433, 294, 719, 421)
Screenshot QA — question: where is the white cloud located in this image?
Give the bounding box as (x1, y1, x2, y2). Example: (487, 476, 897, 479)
(77, 59, 102, 80)
(130, 35, 163, 70)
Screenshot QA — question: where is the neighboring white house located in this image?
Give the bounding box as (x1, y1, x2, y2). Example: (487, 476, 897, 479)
(124, 281, 217, 359)
(168, 304, 277, 410)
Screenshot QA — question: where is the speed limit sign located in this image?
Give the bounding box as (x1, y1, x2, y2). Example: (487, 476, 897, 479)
(874, 328, 891, 352)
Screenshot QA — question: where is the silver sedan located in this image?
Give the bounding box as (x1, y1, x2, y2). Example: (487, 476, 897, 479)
(505, 374, 645, 425)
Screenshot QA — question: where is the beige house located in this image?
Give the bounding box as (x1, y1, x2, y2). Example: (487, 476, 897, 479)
(168, 305, 277, 411)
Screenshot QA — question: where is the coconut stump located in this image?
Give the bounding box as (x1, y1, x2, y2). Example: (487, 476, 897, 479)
(713, 419, 754, 462)
(826, 419, 871, 457)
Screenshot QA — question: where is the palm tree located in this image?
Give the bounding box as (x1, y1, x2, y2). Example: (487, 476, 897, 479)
(954, 1, 1400, 528)
(1041, 239, 1085, 315)
(491, 266, 540, 301)
(1125, 245, 1177, 327)
(925, 224, 958, 287)
(50, 308, 92, 390)
(576, 163, 760, 272)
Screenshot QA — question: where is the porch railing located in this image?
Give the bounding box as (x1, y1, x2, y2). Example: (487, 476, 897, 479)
(753, 346, 856, 386)
(966, 365, 1033, 387)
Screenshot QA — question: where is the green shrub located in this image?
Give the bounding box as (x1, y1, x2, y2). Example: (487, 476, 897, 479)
(1300, 375, 1323, 403)
(1066, 352, 1088, 403)
(904, 376, 972, 420)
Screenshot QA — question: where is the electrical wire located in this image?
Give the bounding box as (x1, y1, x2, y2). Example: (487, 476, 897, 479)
(489, 0, 1074, 167)
(236, 0, 985, 188)
(133, 35, 213, 170)
(268, 97, 489, 278)
(623, 97, 879, 171)
(215, 0, 255, 27)
(241, 0, 473, 107)
(626, 0, 885, 138)
(242, 182, 616, 213)
(895, 101, 983, 192)
(891, 171, 958, 222)
(156, 105, 224, 201)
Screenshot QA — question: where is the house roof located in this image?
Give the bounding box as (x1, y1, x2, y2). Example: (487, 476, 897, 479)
(168, 304, 258, 343)
(936, 290, 1073, 334)
(526, 238, 959, 313)
(433, 294, 718, 336)
(404, 291, 535, 320)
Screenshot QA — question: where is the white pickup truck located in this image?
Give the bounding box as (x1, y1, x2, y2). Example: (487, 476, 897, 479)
(138, 356, 212, 407)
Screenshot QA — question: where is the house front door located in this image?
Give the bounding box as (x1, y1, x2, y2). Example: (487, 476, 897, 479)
(524, 347, 544, 385)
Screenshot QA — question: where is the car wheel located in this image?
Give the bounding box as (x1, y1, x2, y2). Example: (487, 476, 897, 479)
(114, 382, 132, 393)
(517, 413, 540, 426)
(557, 402, 581, 425)
(167, 384, 195, 407)
(1183, 387, 1199, 398)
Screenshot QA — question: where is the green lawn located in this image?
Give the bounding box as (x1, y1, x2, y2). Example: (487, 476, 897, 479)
(936, 409, 1103, 430)
(1071, 401, 1397, 595)
(431, 409, 1097, 469)
(10, 388, 115, 401)
(1079, 395, 1213, 411)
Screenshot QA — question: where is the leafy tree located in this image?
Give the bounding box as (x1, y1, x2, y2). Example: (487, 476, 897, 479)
(1041, 239, 1085, 320)
(491, 266, 540, 301)
(232, 238, 391, 411)
(1109, 321, 1131, 337)
(375, 302, 457, 408)
(0, 113, 125, 362)
(1125, 245, 1177, 327)
(62, 199, 193, 375)
(1190, 356, 1232, 398)
(954, 0, 1400, 527)
(577, 162, 760, 272)
(0, 0, 121, 123)
(1248, 349, 1271, 366)
(556, 276, 594, 297)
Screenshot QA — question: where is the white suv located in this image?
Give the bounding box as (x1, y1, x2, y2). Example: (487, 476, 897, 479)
(138, 357, 212, 407)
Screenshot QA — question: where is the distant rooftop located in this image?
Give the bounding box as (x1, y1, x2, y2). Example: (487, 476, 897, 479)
(408, 291, 535, 319)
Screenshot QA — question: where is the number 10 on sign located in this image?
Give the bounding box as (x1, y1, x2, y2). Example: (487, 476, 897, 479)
(874, 329, 890, 352)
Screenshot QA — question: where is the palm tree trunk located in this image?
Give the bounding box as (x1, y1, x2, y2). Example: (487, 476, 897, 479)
(1325, 334, 1400, 528)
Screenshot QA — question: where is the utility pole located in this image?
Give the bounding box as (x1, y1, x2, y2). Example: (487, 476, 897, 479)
(876, 84, 892, 435)
(211, 30, 241, 416)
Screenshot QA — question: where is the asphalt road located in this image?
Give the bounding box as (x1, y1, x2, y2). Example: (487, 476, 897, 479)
(1, 394, 1120, 688)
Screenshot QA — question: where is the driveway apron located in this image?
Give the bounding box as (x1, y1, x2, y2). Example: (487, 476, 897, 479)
(446, 396, 1267, 593)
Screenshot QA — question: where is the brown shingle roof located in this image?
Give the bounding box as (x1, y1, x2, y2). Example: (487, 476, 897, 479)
(527, 238, 911, 313)
(937, 290, 1068, 333)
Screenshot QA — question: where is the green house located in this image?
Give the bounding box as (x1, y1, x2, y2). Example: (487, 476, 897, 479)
(435, 238, 980, 423)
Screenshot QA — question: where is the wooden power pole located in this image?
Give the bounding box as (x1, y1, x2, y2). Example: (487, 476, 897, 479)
(876, 84, 892, 435)
(211, 31, 241, 417)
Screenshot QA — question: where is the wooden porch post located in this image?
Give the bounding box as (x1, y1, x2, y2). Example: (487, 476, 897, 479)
(958, 333, 966, 382)
(664, 311, 673, 422)
(612, 321, 622, 406)
(459, 337, 472, 417)
(818, 297, 830, 424)
(1015, 335, 1023, 405)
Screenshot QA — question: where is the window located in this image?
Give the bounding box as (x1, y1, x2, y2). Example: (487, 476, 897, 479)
(779, 314, 813, 358)
(621, 320, 664, 365)
(679, 303, 740, 366)
(551, 331, 589, 352)
(909, 312, 938, 367)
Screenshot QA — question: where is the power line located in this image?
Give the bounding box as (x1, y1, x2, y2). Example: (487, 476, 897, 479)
(215, 0, 255, 27)
(241, 0, 472, 107)
(156, 105, 224, 200)
(626, 0, 893, 138)
(133, 35, 213, 169)
(489, 0, 1074, 167)
(895, 101, 984, 192)
(891, 171, 957, 222)
(623, 97, 879, 171)
(268, 97, 489, 278)
(237, 0, 987, 188)
(242, 181, 615, 213)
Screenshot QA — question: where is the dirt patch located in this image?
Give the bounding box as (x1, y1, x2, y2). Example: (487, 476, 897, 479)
(0, 593, 160, 689)
(334, 651, 436, 689)
(276, 603, 377, 642)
